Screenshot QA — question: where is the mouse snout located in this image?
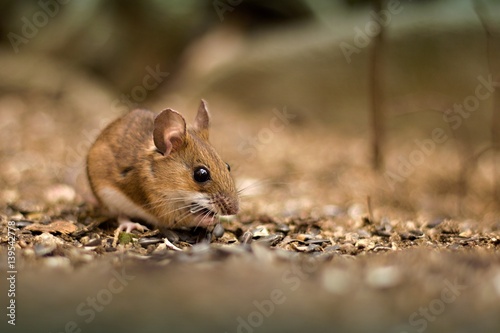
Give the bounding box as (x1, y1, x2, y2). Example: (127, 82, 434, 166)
(215, 193, 239, 216)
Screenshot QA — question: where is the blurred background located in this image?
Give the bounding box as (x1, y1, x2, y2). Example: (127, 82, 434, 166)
(0, 0, 499, 219)
(2, 2, 500, 333)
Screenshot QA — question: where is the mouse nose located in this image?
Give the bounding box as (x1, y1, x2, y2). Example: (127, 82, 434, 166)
(216, 194, 239, 216)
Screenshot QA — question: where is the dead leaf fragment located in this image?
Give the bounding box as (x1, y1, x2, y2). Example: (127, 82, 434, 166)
(25, 220, 77, 234)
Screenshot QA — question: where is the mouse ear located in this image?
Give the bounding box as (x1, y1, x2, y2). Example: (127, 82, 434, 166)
(193, 99, 210, 140)
(153, 109, 186, 156)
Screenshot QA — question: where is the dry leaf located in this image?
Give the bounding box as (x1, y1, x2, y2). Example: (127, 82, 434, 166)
(25, 220, 77, 234)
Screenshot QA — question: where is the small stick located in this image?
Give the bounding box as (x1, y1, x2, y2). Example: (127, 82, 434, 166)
(369, 0, 386, 170)
(71, 216, 109, 238)
(474, 0, 500, 206)
(367, 195, 375, 224)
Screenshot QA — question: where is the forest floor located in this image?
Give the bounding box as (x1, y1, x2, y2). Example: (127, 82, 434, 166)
(1, 60, 500, 333)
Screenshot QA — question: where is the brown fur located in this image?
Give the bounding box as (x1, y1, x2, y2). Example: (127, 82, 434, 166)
(86, 101, 239, 227)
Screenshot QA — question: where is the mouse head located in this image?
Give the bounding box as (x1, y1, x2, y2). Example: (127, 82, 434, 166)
(150, 100, 239, 227)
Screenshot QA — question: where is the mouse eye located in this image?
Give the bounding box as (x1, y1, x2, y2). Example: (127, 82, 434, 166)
(193, 166, 211, 183)
(226, 163, 231, 172)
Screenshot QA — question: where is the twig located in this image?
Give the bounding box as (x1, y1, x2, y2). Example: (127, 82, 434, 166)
(367, 195, 375, 224)
(369, 0, 386, 170)
(71, 216, 109, 238)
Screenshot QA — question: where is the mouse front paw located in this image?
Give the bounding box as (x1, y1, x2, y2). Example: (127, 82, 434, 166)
(117, 216, 149, 233)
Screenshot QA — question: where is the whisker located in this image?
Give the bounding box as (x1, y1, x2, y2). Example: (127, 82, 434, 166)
(237, 179, 292, 196)
(175, 209, 197, 226)
(133, 190, 223, 228)
(189, 206, 206, 214)
(156, 202, 195, 220)
(237, 179, 270, 193)
(141, 196, 188, 211)
(194, 208, 216, 231)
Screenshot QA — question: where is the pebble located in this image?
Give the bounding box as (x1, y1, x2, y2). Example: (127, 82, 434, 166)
(255, 234, 283, 247)
(138, 237, 162, 247)
(213, 223, 225, 239)
(459, 230, 473, 238)
(296, 234, 314, 242)
(14, 220, 33, 228)
(366, 266, 402, 289)
(251, 226, 270, 238)
(275, 223, 290, 234)
(34, 232, 64, 246)
(152, 243, 168, 255)
(218, 233, 238, 244)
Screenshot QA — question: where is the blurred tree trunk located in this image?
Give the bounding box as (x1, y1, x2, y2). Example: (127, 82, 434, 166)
(475, 0, 500, 205)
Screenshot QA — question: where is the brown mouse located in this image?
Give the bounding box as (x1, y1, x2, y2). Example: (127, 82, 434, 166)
(86, 100, 239, 238)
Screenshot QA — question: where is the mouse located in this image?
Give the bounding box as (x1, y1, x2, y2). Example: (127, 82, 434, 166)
(86, 100, 239, 245)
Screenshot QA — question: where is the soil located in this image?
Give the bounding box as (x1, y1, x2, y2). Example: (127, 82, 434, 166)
(1, 21, 500, 333)
(1, 90, 500, 332)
